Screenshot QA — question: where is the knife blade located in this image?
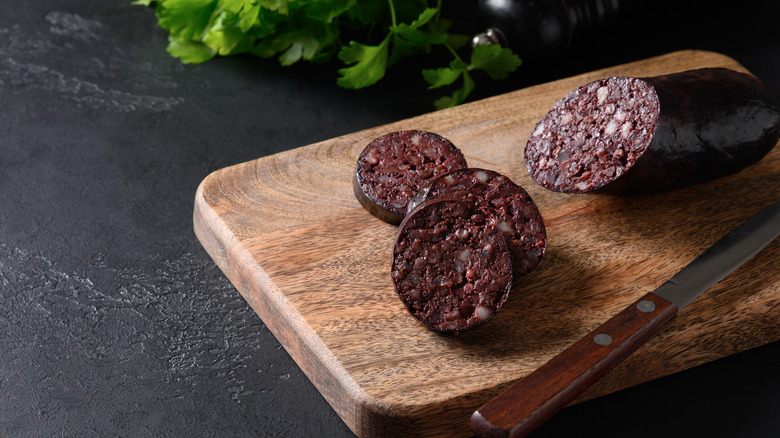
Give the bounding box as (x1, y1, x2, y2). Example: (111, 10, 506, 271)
(471, 199, 780, 438)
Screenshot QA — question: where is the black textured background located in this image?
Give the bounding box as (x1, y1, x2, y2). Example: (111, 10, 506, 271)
(1, 1, 779, 437)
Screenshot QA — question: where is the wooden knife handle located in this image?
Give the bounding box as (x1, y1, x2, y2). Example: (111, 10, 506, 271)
(470, 291, 679, 438)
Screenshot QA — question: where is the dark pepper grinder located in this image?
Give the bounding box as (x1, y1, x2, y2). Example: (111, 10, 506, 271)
(471, 0, 626, 62)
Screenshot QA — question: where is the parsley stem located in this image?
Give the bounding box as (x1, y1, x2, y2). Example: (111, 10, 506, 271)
(443, 41, 463, 63)
(387, 0, 397, 28)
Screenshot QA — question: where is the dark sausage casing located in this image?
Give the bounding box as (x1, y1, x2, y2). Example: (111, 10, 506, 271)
(392, 198, 513, 333)
(408, 168, 546, 277)
(354, 130, 468, 224)
(525, 68, 780, 194)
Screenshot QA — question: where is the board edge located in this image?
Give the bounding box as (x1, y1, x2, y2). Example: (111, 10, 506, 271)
(193, 169, 446, 437)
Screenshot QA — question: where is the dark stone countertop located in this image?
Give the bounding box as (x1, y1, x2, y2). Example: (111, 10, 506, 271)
(1, 1, 778, 437)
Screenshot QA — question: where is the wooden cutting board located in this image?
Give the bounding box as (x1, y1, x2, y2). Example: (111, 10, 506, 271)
(193, 50, 780, 438)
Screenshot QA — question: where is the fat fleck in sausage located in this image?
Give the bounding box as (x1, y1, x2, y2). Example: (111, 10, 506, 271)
(524, 68, 780, 194)
(392, 198, 513, 333)
(354, 130, 468, 224)
(408, 168, 546, 276)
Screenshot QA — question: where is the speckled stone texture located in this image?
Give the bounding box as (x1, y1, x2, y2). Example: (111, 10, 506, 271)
(0, 2, 392, 436)
(1, 0, 779, 437)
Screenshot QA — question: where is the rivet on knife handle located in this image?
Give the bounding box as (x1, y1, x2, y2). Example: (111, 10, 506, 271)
(470, 292, 678, 438)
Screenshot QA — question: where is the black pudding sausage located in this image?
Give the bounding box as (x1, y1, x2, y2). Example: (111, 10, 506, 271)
(391, 198, 513, 333)
(407, 168, 546, 277)
(524, 68, 780, 194)
(354, 130, 468, 224)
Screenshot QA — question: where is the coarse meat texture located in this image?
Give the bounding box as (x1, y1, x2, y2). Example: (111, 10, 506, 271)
(525, 68, 780, 194)
(354, 130, 467, 224)
(408, 168, 546, 276)
(392, 199, 513, 333)
(525, 76, 660, 193)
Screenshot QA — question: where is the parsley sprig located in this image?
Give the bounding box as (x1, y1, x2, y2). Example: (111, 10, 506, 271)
(135, 0, 522, 109)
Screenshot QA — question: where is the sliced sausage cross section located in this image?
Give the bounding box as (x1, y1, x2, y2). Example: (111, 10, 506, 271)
(354, 130, 468, 224)
(392, 198, 513, 333)
(408, 168, 546, 276)
(525, 68, 780, 194)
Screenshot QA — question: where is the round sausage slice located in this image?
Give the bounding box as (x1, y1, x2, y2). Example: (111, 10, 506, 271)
(391, 198, 513, 333)
(354, 130, 468, 224)
(524, 68, 780, 194)
(408, 168, 546, 276)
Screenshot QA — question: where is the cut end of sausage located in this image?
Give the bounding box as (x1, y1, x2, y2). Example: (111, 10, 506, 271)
(392, 198, 513, 333)
(408, 168, 546, 276)
(355, 130, 468, 223)
(525, 76, 660, 193)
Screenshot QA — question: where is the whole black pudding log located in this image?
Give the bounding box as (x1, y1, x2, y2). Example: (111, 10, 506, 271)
(524, 68, 780, 194)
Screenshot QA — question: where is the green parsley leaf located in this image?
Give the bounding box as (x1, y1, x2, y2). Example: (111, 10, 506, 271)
(256, 0, 292, 15)
(202, 11, 250, 56)
(166, 34, 216, 63)
(433, 71, 474, 110)
(392, 27, 447, 45)
(277, 27, 320, 65)
(387, 7, 447, 65)
(390, 8, 444, 43)
(305, 0, 358, 23)
(422, 58, 467, 89)
(424, 43, 522, 109)
(423, 66, 461, 89)
(238, 3, 260, 31)
(336, 35, 390, 89)
(156, 0, 218, 41)
(469, 44, 522, 80)
(252, 20, 332, 65)
(220, 0, 249, 14)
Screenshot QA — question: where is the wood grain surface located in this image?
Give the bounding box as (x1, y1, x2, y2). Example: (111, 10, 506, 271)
(471, 291, 679, 438)
(193, 50, 780, 438)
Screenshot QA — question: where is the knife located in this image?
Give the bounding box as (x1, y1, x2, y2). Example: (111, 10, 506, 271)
(471, 199, 780, 438)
